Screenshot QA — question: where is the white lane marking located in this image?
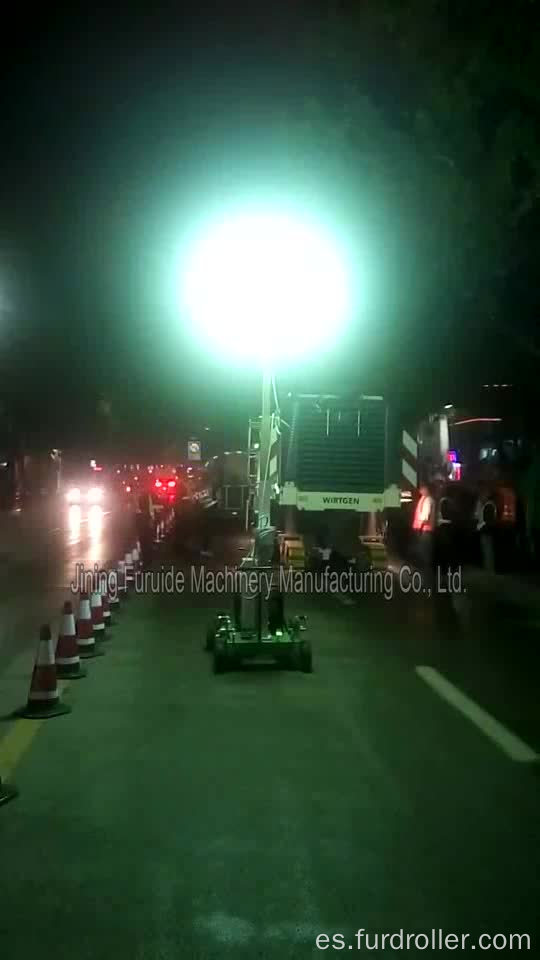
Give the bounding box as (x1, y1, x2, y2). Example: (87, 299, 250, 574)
(193, 914, 323, 947)
(194, 912, 255, 946)
(416, 665, 539, 763)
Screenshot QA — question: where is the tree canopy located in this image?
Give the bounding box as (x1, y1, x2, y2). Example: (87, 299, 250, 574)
(283, 0, 540, 390)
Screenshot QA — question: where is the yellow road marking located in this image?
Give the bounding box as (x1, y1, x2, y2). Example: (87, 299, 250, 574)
(0, 681, 70, 779)
(0, 719, 44, 779)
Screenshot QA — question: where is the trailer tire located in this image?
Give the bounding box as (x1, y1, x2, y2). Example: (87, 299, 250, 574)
(205, 624, 216, 652)
(213, 649, 227, 674)
(300, 641, 313, 674)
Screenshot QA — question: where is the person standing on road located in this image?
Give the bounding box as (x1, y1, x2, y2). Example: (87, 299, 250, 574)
(412, 484, 435, 580)
(475, 486, 497, 573)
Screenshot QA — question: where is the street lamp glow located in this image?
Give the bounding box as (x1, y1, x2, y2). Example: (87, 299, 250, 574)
(182, 211, 350, 367)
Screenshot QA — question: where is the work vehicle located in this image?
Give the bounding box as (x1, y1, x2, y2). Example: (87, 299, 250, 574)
(276, 393, 400, 569)
(152, 475, 180, 506)
(205, 451, 249, 520)
(64, 474, 107, 507)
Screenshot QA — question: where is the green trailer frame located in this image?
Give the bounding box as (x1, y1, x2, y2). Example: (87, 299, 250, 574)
(205, 565, 312, 673)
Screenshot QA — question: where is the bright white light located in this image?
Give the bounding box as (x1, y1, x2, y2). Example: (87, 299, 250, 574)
(68, 504, 82, 542)
(66, 487, 81, 503)
(88, 505, 103, 538)
(87, 486, 103, 503)
(182, 211, 350, 367)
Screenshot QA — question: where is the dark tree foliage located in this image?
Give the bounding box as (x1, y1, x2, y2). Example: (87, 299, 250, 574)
(285, 0, 540, 383)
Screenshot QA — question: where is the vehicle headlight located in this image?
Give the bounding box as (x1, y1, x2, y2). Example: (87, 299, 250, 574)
(66, 488, 81, 503)
(87, 486, 103, 503)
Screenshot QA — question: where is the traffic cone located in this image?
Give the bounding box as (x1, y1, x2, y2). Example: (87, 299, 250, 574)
(20, 625, 71, 718)
(56, 602, 87, 679)
(124, 551, 134, 587)
(107, 567, 121, 613)
(100, 586, 112, 631)
(77, 592, 104, 659)
(116, 560, 127, 599)
(90, 590, 106, 638)
(0, 775, 18, 807)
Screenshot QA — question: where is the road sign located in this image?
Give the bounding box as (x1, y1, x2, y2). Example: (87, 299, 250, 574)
(188, 440, 201, 461)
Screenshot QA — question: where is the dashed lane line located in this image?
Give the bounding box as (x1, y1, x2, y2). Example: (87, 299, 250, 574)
(416, 665, 538, 764)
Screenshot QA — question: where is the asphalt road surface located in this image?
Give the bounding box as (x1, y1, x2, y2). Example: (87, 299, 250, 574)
(0, 498, 136, 685)
(0, 524, 538, 958)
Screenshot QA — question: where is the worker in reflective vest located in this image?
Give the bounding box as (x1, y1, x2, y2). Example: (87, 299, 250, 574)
(412, 486, 435, 533)
(413, 485, 435, 576)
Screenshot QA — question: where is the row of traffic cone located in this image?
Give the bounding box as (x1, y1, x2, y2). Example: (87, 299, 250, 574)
(17, 544, 143, 720)
(154, 508, 175, 545)
(2, 534, 172, 808)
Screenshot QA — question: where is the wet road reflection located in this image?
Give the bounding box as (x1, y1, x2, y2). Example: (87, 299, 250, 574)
(86, 505, 105, 566)
(67, 504, 83, 544)
(0, 502, 135, 675)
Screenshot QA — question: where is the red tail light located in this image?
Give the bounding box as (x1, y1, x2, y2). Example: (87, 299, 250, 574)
(155, 479, 162, 488)
(167, 480, 176, 488)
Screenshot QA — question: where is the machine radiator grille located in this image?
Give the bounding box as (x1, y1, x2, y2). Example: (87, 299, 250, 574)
(286, 396, 386, 493)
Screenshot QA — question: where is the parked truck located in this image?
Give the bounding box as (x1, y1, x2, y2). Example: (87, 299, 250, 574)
(206, 451, 250, 519)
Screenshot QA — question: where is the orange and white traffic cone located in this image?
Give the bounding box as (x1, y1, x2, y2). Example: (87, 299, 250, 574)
(107, 567, 121, 614)
(0, 775, 18, 807)
(77, 592, 104, 659)
(100, 586, 112, 630)
(124, 551, 135, 587)
(90, 590, 106, 638)
(20, 625, 71, 718)
(116, 560, 127, 599)
(56, 601, 87, 679)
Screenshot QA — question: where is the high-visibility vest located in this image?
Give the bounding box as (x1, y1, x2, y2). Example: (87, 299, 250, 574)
(412, 494, 435, 532)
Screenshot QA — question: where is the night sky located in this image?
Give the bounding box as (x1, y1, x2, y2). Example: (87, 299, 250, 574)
(2, 3, 539, 456)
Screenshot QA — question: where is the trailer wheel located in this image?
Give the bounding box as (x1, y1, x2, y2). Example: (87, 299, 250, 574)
(300, 641, 313, 673)
(213, 649, 227, 674)
(276, 652, 292, 670)
(205, 624, 216, 652)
